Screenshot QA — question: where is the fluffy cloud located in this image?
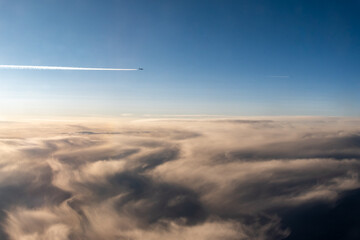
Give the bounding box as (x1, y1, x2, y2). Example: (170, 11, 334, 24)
(0, 117, 359, 239)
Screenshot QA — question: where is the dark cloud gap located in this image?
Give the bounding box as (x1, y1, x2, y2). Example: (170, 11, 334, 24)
(109, 173, 208, 226)
(0, 165, 71, 209)
(218, 134, 360, 162)
(74, 129, 202, 140)
(57, 148, 140, 166)
(21, 138, 101, 160)
(135, 147, 180, 172)
(214, 120, 274, 124)
(0, 166, 72, 240)
(281, 188, 360, 240)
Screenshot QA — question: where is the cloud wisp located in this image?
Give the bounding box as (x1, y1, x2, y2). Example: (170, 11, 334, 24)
(0, 118, 359, 240)
(0, 65, 139, 71)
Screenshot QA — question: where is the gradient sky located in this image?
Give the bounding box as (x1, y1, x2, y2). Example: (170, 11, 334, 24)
(0, 0, 359, 117)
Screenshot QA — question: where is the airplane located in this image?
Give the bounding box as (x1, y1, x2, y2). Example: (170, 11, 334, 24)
(138, 67, 143, 70)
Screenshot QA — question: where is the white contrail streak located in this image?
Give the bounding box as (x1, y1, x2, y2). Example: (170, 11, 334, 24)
(0, 65, 139, 71)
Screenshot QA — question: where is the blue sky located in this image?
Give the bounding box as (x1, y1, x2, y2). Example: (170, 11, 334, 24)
(0, 0, 359, 117)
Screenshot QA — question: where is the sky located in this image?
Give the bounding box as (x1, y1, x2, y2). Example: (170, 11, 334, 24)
(0, 0, 359, 117)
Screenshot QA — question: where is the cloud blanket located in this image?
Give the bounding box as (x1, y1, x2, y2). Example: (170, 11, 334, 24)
(0, 117, 359, 240)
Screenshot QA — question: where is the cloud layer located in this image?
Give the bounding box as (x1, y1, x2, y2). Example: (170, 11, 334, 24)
(0, 118, 359, 240)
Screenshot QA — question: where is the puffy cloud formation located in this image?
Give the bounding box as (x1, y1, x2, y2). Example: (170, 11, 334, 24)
(0, 117, 360, 240)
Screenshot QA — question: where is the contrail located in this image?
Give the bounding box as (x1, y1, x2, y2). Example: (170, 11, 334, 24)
(0, 65, 140, 71)
(269, 75, 289, 78)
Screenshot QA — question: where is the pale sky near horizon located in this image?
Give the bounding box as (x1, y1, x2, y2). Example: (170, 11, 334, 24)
(0, 0, 359, 117)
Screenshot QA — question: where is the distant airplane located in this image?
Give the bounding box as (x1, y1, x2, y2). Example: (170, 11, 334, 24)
(138, 67, 144, 70)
